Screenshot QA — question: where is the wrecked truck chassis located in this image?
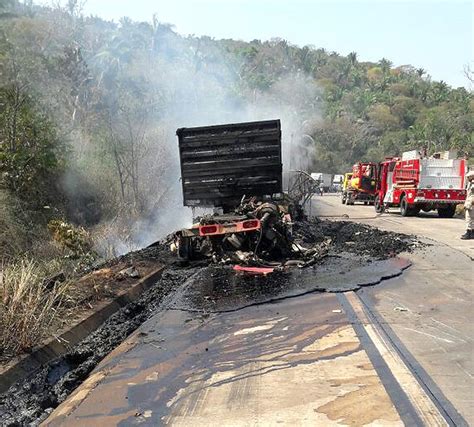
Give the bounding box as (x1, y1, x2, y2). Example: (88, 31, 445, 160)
(175, 217, 262, 260)
(172, 215, 331, 271)
(183, 217, 262, 238)
(172, 202, 299, 264)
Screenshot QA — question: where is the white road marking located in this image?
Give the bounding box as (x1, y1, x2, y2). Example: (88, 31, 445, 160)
(345, 292, 448, 426)
(400, 327, 456, 344)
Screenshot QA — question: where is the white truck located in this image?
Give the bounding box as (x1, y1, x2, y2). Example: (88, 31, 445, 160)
(310, 173, 333, 191)
(333, 174, 344, 191)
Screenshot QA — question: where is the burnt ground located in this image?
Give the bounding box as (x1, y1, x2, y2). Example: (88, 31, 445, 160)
(294, 218, 420, 259)
(0, 219, 421, 426)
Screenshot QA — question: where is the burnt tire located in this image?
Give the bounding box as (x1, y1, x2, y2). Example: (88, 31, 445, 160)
(178, 236, 193, 260)
(374, 195, 384, 213)
(438, 205, 456, 218)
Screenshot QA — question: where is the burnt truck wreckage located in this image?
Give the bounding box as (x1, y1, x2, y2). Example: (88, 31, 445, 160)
(172, 120, 321, 269)
(0, 121, 423, 427)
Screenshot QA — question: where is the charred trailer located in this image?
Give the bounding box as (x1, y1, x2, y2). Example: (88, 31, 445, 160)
(177, 119, 282, 211)
(174, 120, 295, 263)
(374, 150, 467, 217)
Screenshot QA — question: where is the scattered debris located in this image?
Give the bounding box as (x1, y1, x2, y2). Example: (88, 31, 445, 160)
(117, 266, 140, 279)
(233, 265, 275, 275)
(394, 306, 409, 312)
(293, 219, 420, 259)
(170, 206, 419, 276)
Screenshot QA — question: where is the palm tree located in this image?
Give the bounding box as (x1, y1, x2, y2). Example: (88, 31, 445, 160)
(93, 35, 133, 88)
(379, 58, 393, 73)
(432, 81, 449, 101)
(348, 52, 358, 66)
(416, 67, 426, 77)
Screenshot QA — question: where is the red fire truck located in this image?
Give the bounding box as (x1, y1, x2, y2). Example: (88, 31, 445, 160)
(374, 150, 467, 217)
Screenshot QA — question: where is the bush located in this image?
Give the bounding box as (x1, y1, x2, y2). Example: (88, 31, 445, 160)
(47, 219, 94, 258)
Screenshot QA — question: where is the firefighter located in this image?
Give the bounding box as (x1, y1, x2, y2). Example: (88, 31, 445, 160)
(461, 170, 474, 240)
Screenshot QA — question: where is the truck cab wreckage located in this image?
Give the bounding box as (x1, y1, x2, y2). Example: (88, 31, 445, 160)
(172, 119, 323, 271)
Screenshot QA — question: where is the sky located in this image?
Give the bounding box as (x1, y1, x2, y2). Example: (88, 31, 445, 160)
(38, 0, 473, 88)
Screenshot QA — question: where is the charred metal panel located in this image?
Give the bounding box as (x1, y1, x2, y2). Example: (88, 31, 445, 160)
(177, 120, 282, 207)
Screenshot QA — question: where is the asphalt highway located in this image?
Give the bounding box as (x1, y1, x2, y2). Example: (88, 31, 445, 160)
(43, 195, 473, 426)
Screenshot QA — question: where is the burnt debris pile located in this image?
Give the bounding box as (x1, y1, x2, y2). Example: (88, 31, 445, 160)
(170, 208, 420, 272)
(170, 196, 321, 270)
(294, 219, 420, 259)
(168, 218, 419, 312)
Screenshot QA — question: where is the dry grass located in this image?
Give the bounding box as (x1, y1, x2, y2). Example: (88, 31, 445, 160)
(0, 259, 74, 358)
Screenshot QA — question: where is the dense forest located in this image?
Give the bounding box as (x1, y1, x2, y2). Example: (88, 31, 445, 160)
(1, 0, 473, 261)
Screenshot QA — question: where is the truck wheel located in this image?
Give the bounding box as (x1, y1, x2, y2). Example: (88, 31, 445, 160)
(437, 205, 456, 218)
(374, 195, 384, 213)
(178, 236, 193, 260)
(400, 197, 410, 217)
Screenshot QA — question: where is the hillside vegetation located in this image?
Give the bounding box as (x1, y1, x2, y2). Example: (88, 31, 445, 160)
(0, 0, 473, 261)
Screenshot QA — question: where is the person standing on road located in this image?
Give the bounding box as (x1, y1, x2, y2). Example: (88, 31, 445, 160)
(461, 170, 474, 240)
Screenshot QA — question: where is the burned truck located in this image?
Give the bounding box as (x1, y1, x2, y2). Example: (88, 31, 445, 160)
(172, 120, 312, 268)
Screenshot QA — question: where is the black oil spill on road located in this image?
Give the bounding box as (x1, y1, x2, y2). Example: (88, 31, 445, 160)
(169, 254, 411, 313)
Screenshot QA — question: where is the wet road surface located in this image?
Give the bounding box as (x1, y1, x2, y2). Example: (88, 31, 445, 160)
(43, 196, 472, 426)
(44, 293, 417, 426)
(169, 255, 410, 312)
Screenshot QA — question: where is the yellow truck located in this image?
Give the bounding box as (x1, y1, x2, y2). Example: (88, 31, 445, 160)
(341, 162, 377, 205)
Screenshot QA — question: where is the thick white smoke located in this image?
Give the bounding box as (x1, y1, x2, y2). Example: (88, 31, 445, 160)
(62, 24, 324, 255)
